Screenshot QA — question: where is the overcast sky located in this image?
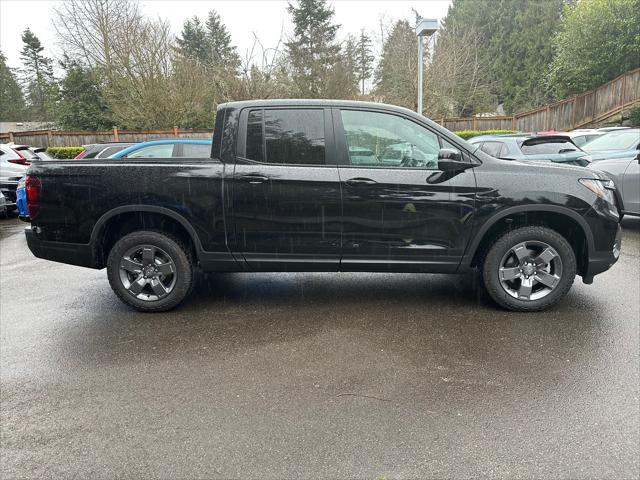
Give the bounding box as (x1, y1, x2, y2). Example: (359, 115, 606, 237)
(1, 0, 451, 70)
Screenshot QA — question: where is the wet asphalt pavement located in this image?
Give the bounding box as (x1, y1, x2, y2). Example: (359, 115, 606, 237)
(1, 216, 639, 479)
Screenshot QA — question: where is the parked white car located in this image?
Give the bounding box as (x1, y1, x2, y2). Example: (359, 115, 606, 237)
(0, 143, 30, 210)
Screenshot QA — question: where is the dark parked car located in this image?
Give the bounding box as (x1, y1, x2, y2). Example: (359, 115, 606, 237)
(468, 134, 591, 166)
(74, 142, 135, 159)
(24, 100, 622, 313)
(110, 139, 212, 159)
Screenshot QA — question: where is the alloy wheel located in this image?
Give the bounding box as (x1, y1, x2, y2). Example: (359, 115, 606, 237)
(498, 240, 563, 301)
(118, 244, 177, 301)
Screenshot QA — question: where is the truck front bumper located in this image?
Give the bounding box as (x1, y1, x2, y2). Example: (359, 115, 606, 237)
(582, 223, 622, 283)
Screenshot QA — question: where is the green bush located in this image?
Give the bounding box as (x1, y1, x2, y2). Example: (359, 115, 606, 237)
(47, 147, 84, 159)
(453, 129, 518, 140)
(629, 106, 640, 127)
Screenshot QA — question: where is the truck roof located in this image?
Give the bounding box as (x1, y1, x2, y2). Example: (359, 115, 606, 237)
(220, 99, 422, 117)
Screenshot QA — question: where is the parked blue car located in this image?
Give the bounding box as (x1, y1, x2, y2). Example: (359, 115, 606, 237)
(16, 176, 27, 219)
(109, 139, 212, 159)
(582, 128, 640, 162)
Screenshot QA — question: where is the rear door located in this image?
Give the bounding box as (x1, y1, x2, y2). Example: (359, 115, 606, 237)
(230, 107, 342, 271)
(333, 107, 477, 272)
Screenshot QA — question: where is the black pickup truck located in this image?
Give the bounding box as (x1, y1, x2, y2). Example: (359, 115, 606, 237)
(24, 100, 622, 312)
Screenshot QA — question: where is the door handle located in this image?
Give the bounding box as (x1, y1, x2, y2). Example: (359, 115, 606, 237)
(239, 174, 269, 184)
(345, 177, 377, 187)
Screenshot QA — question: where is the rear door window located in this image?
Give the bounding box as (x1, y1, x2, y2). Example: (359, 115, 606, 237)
(245, 108, 326, 165)
(179, 143, 211, 158)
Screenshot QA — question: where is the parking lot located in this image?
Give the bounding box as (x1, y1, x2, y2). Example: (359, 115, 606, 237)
(1, 215, 638, 478)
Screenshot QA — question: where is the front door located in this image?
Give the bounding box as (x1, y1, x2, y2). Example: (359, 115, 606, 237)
(231, 107, 342, 271)
(334, 108, 476, 272)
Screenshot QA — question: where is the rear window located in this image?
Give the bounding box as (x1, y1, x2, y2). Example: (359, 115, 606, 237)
(180, 143, 211, 158)
(520, 139, 579, 155)
(479, 141, 504, 157)
(15, 148, 38, 160)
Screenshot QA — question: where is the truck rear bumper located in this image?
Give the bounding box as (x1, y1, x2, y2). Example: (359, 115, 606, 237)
(25, 227, 99, 269)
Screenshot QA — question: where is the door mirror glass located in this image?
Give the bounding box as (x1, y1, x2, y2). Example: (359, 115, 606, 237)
(437, 148, 470, 172)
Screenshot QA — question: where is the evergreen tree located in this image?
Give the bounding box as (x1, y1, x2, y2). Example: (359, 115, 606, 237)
(285, 0, 341, 97)
(205, 10, 241, 73)
(439, 0, 564, 113)
(374, 20, 418, 110)
(19, 28, 56, 120)
(175, 16, 209, 65)
(56, 56, 112, 130)
(355, 29, 374, 95)
(176, 10, 241, 74)
(548, 0, 640, 97)
(0, 51, 26, 121)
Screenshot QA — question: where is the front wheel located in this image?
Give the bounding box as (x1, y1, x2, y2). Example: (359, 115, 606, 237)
(482, 226, 577, 311)
(107, 231, 194, 312)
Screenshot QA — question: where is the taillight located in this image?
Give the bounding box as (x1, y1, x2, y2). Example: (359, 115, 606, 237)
(74, 150, 87, 159)
(8, 150, 30, 165)
(25, 175, 42, 219)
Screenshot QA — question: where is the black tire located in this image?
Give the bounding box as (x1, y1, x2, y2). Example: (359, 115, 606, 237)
(107, 230, 194, 312)
(482, 226, 576, 312)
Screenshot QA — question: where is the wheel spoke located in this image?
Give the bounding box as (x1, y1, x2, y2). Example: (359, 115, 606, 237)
(142, 247, 154, 265)
(500, 266, 521, 281)
(150, 279, 168, 298)
(535, 271, 559, 289)
(512, 243, 529, 262)
(518, 277, 533, 299)
(129, 276, 147, 295)
(535, 247, 557, 267)
(121, 258, 142, 273)
(157, 261, 174, 276)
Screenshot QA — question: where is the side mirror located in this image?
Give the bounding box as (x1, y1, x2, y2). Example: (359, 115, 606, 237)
(437, 148, 471, 172)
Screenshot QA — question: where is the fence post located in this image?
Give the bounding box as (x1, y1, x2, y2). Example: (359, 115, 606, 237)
(173, 126, 179, 137)
(545, 105, 551, 131)
(472, 117, 477, 130)
(47, 130, 53, 148)
(8, 131, 14, 143)
(511, 115, 516, 130)
(620, 73, 626, 107)
(572, 97, 577, 129)
(113, 127, 119, 141)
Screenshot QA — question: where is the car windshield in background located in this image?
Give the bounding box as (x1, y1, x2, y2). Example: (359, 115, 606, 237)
(582, 130, 640, 152)
(520, 139, 579, 155)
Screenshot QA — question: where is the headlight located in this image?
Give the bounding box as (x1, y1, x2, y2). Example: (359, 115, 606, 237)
(579, 178, 616, 205)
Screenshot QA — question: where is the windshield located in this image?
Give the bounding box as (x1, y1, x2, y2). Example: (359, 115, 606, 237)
(582, 130, 640, 152)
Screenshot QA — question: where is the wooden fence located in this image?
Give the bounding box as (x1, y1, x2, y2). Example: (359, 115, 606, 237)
(0, 127, 212, 148)
(1, 68, 638, 148)
(440, 68, 640, 132)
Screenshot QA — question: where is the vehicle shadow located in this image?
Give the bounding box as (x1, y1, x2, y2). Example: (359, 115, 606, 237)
(50, 267, 609, 399)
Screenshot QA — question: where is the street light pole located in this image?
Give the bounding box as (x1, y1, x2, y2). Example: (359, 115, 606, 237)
(417, 34, 424, 116)
(415, 19, 439, 116)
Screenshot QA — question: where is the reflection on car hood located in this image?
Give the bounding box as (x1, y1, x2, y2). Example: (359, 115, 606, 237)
(588, 149, 637, 161)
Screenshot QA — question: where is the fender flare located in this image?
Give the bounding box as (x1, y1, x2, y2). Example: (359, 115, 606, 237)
(461, 204, 595, 267)
(90, 205, 204, 254)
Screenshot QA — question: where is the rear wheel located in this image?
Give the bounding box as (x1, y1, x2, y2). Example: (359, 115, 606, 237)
(107, 231, 193, 312)
(482, 226, 576, 311)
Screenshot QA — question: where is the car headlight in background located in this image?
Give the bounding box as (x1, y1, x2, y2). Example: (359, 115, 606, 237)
(579, 178, 616, 205)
